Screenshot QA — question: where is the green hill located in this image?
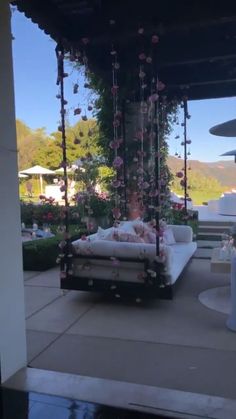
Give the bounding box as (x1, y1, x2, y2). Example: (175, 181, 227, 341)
(168, 156, 236, 188)
(167, 155, 236, 204)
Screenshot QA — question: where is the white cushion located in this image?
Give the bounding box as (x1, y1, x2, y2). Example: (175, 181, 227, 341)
(97, 224, 149, 243)
(119, 220, 137, 235)
(97, 226, 117, 240)
(163, 227, 176, 245)
(166, 242, 197, 284)
(169, 224, 193, 243)
(109, 231, 145, 243)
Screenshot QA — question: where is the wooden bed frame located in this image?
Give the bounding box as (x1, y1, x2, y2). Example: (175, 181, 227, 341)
(60, 254, 174, 299)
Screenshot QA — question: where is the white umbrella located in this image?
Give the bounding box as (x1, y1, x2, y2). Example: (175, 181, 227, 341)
(209, 119, 236, 137)
(20, 165, 55, 194)
(18, 173, 28, 178)
(72, 159, 86, 172)
(55, 167, 74, 174)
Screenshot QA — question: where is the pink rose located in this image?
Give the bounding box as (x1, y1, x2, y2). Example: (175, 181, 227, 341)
(151, 35, 159, 44)
(113, 156, 123, 169)
(138, 52, 146, 60)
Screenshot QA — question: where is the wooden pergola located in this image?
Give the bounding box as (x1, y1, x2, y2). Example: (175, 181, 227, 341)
(12, 0, 236, 100)
(2, 0, 236, 383)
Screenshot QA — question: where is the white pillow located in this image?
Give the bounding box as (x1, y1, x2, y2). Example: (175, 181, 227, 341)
(119, 221, 136, 235)
(133, 221, 152, 234)
(105, 231, 144, 243)
(97, 226, 117, 240)
(163, 227, 176, 245)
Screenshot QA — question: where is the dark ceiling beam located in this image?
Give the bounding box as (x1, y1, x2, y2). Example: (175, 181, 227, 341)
(12, 0, 236, 101)
(160, 53, 236, 68)
(12, 0, 72, 42)
(86, 39, 236, 73)
(167, 82, 236, 101)
(157, 31, 236, 66)
(160, 62, 236, 85)
(81, 15, 236, 47)
(167, 77, 236, 90)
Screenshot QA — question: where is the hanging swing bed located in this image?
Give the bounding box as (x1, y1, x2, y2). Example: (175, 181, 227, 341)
(56, 31, 197, 300)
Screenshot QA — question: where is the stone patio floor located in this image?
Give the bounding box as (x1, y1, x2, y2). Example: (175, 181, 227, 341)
(24, 256, 236, 400)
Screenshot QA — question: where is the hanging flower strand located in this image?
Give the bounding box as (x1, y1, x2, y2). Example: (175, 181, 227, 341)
(111, 44, 122, 223)
(80, 37, 94, 235)
(137, 28, 149, 212)
(55, 44, 73, 279)
(56, 45, 69, 223)
(138, 60, 146, 210)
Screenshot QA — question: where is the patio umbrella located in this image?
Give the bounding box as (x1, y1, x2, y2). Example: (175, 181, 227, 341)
(55, 167, 74, 174)
(20, 165, 55, 194)
(221, 149, 236, 163)
(18, 173, 28, 178)
(72, 159, 86, 172)
(209, 119, 236, 137)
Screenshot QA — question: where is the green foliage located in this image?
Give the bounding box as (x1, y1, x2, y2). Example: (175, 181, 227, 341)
(16, 118, 102, 170)
(76, 192, 112, 218)
(20, 202, 63, 226)
(19, 178, 43, 198)
(21, 202, 86, 228)
(168, 156, 227, 205)
(171, 170, 223, 192)
(184, 190, 224, 205)
(171, 169, 224, 205)
(98, 166, 114, 191)
(86, 74, 113, 162)
(167, 208, 198, 235)
(87, 73, 178, 220)
(17, 120, 53, 170)
(17, 118, 112, 201)
(16, 119, 31, 141)
(50, 120, 102, 168)
(90, 194, 112, 217)
(22, 224, 88, 271)
(22, 236, 60, 271)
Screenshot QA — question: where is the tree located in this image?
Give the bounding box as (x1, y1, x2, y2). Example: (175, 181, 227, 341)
(16, 118, 102, 170)
(16, 120, 51, 170)
(49, 119, 101, 168)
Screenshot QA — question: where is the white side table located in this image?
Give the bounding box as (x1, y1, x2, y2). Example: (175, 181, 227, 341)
(226, 253, 236, 331)
(211, 248, 236, 331)
(210, 248, 231, 274)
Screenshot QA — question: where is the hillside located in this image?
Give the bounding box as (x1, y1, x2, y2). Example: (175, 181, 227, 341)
(16, 119, 236, 190)
(168, 156, 236, 188)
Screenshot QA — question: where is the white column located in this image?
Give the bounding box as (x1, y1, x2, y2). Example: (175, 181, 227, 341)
(0, 0, 27, 382)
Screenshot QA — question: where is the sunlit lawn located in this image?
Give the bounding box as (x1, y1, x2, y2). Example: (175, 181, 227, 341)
(172, 189, 225, 205)
(20, 180, 225, 207)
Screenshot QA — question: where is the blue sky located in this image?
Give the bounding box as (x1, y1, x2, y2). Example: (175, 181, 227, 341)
(11, 10, 236, 162)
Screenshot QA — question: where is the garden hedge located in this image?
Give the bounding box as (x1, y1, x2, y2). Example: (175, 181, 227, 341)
(22, 236, 60, 271)
(22, 231, 84, 271)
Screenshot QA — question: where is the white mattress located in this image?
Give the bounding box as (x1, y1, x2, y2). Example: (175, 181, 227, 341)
(72, 237, 160, 261)
(71, 235, 197, 285)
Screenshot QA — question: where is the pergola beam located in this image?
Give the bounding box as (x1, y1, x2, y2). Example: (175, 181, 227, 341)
(12, 0, 236, 100)
(12, 0, 72, 41)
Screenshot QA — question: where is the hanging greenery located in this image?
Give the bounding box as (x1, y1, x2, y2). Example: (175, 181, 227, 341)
(85, 78, 178, 221)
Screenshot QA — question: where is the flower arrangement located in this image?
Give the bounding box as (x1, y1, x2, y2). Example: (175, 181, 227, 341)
(75, 191, 112, 218)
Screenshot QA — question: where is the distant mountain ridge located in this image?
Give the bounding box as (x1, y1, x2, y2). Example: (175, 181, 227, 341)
(168, 155, 236, 188)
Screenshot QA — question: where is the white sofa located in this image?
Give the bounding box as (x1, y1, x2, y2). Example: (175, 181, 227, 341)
(219, 193, 236, 216)
(71, 224, 197, 287)
(164, 225, 197, 284)
(208, 199, 219, 213)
